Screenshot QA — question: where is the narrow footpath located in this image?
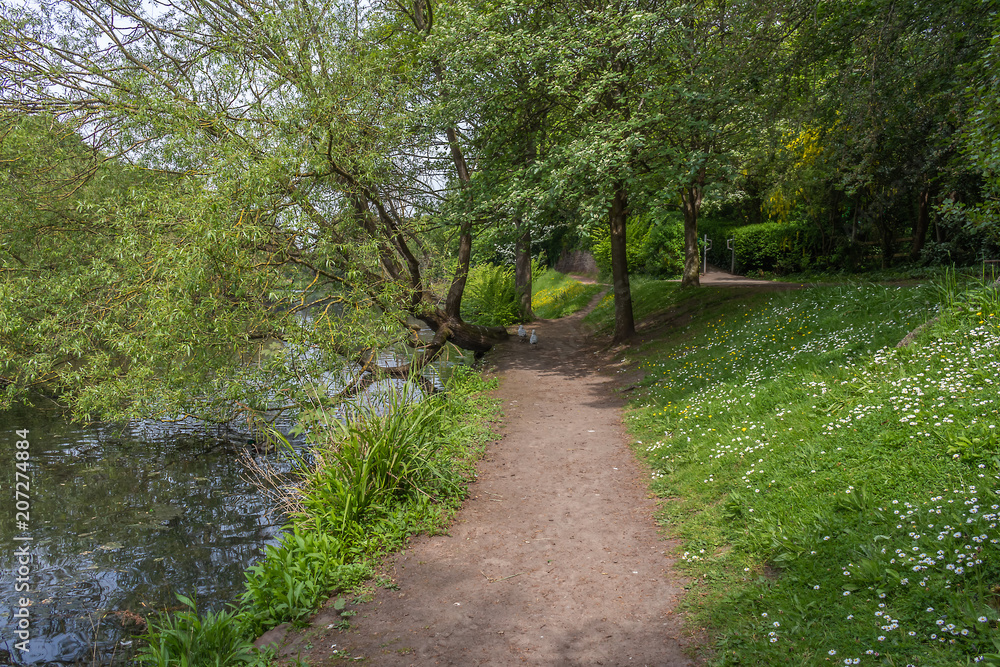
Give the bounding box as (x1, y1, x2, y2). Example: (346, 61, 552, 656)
(290, 300, 693, 665)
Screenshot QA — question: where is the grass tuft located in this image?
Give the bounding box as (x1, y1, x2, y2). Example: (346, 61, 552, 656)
(138, 594, 269, 666)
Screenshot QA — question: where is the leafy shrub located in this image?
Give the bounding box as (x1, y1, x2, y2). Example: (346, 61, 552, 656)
(138, 595, 267, 667)
(462, 263, 521, 326)
(639, 216, 685, 277)
(240, 527, 368, 635)
(731, 220, 818, 273)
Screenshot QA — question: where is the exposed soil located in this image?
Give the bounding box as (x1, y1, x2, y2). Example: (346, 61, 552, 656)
(261, 294, 695, 666)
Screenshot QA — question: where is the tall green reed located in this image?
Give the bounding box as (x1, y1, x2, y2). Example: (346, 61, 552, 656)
(300, 387, 457, 535)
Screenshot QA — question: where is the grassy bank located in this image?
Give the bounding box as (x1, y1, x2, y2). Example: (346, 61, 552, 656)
(140, 368, 501, 665)
(598, 279, 1000, 665)
(531, 270, 605, 319)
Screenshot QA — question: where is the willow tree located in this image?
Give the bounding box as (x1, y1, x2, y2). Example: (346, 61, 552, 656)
(0, 0, 506, 424)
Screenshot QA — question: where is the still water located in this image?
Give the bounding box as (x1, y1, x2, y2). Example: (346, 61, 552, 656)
(0, 339, 472, 664)
(0, 411, 288, 665)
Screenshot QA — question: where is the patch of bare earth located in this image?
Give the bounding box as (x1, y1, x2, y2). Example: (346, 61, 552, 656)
(265, 298, 694, 666)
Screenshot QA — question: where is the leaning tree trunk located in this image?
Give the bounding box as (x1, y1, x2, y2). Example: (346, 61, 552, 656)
(418, 306, 509, 354)
(680, 177, 704, 288)
(412, 1, 507, 350)
(609, 183, 635, 343)
(514, 218, 534, 321)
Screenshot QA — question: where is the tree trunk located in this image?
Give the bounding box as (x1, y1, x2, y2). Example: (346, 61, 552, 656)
(680, 179, 704, 288)
(418, 306, 509, 353)
(412, 3, 479, 329)
(514, 219, 534, 321)
(609, 183, 635, 343)
(910, 185, 930, 261)
(880, 227, 894, 269)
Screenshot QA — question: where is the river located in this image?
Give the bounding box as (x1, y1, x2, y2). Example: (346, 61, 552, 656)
(0, 335, 473, 664)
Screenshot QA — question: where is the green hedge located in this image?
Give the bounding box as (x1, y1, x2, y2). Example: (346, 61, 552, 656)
(700, 218, 819, 274)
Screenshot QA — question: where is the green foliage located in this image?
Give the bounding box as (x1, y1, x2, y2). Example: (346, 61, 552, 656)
(301, 392, 457, 536)
(700, 217, 823, 275)
(731, 221, 818, 274)
(462, 264, 521, 327)
(0, 2, 498, 423)
(240, 527, 367, 636)
(761, 0, 996, 271)
(640, 215, 686, 278)
(591, 213, 684, 279)
(962, 15, 1000, 246)
(138, 595, 267, 667)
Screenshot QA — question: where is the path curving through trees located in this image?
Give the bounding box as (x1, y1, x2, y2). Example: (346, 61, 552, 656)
(273, 296, 694, 665)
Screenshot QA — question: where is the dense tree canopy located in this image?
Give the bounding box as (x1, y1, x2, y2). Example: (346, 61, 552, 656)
(1, 0, 998, 421)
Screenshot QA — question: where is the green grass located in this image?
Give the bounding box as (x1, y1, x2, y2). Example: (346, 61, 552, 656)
(531, 270, 605, 319)
(581, 276, 691, 332)
(595, 279, 1000, 665)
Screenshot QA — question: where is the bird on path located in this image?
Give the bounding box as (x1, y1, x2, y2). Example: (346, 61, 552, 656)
(518, 324, 527, 342)
(529, 329, 538, 345)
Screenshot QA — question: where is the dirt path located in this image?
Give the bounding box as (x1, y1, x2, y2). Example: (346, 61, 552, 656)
(696, 266, 805, 289)
(277, 301, 693, 666)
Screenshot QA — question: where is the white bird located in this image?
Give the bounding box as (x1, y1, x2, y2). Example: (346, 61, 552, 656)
(518, 324, 526, 342)
(529, 329, 538, 345)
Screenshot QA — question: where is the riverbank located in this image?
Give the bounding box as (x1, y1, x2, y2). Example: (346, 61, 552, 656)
(262, 292, 693, 665)
(239, 271, 1000, 666)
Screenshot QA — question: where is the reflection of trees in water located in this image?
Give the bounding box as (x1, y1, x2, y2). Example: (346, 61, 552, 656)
(0, 411, 284, 664)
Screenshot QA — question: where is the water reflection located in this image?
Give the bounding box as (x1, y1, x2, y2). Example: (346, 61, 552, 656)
(0, 333, 473, 664)
(0, 411, 286, 665)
